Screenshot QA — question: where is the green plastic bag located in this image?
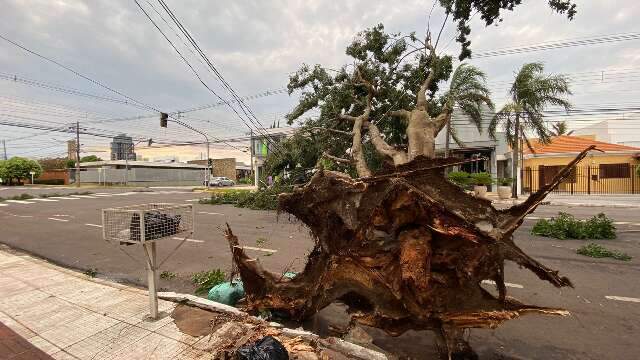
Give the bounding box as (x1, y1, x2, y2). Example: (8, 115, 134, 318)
(208, 280, 245, 306)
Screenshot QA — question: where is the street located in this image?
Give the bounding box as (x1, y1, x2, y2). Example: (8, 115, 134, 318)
(0, 187, 638, 359)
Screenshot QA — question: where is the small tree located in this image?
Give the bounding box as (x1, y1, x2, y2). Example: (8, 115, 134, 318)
(489, 62, 572, 198)
(80, 155, 102, 162)
(3, 157, 42, 185)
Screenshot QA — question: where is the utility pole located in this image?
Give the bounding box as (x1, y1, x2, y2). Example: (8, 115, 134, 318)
(76, 121, 81, 188)
(2, 139, 6, 160)
(249, 129, 254, 184)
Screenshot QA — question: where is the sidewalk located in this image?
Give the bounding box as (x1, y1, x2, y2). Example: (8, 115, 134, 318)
(486, 192, 640, 208)
(0, 247, 212, 359)
(0, 247, 388, 360)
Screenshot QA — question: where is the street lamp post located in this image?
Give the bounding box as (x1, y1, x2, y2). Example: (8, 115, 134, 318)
(29, 171, 35, 185)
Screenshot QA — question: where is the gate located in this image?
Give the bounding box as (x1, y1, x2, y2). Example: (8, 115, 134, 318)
(522, 163, 639, 194)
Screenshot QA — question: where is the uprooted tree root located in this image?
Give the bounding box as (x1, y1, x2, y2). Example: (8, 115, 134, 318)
(224, 147, 597, 358)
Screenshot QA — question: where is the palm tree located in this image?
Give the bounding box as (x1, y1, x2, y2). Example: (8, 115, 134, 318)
(489, 62, 572, 198)
(550, 120, 574, 136)
(442, 63, 494, 156)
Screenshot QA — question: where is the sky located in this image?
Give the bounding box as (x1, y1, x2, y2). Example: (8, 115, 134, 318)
(2, 0, 640, 161)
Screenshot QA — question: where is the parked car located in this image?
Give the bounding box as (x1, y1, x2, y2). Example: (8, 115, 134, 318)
(206, 177, 235, 187)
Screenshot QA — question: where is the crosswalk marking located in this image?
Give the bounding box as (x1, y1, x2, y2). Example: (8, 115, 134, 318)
(48, 217, 69, 222)
(85, 223, 103, 228)
(198, 211, 223, 215)
(47, 197, 79, 200)
(605, 296, 640, 303)
(171, 237, 204, 243)
(481, 280, 524, 289)
(0, 203, 8, 207)
(5, 200, 35, 204)
(69, 195, 98, 199)
(31, 198, 59, 202)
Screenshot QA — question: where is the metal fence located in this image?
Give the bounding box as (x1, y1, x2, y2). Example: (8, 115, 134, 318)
(522, 163, 640, 194)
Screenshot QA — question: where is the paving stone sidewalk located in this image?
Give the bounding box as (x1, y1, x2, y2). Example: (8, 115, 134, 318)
(0, 248, 210, 359)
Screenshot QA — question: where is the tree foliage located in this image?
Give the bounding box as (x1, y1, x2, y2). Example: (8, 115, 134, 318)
(0, 157, 42, 184)
(38, 157, 69, 170)
(489, 62, 572, 147)
(275, 24, 492, 178)
(439, 0, 577, 60)
(80, 155, 103, 162)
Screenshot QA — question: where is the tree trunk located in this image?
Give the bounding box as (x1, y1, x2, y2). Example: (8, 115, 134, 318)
(407, 110, 437, 160)
(512, 113, 520, 198)
(444, 120, 451, 158)
(225, 147, 597, 355)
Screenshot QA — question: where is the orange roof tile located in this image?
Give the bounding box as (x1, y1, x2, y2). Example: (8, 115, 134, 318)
(524, 135, 640, 155)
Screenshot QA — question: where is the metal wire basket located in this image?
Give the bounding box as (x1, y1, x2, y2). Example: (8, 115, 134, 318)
(102, 203, 194, 245)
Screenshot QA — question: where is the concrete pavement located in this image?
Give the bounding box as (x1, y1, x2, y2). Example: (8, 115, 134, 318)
(0, 247, 211, 359)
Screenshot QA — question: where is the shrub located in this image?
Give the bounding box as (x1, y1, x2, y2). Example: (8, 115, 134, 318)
(576, 243, 631, 261)
(531, 212, 616, 240)
(199, 189, 251, 205)
(199, 184, 292, 210)
(191, 269, 226, 296)
(469, 172, 493, 186)
(237, 177, 254, 185)
(496, 177, 513, 186)
(447, 171, 470, 187)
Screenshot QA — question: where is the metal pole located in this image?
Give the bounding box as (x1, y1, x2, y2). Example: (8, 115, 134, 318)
(206, 139, 210, 189)
(76, 121, 81, 188)
(250, 129, 254, 183)
(125, 143, 129, 186)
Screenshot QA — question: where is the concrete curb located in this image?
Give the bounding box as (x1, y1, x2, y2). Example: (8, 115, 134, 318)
(158, 291, 389, 360)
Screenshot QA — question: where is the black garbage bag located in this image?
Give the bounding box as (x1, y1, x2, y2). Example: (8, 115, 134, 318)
(129, 211, 182, 242)
(236, 336, 289, 360)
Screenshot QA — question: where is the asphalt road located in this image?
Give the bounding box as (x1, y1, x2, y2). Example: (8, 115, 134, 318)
(1, 187, 639, 359)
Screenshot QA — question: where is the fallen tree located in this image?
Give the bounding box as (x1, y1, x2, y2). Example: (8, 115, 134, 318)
(225, 9, 583, 357)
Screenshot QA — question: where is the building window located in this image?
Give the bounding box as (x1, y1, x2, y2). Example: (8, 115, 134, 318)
(599, 163, 630, 179)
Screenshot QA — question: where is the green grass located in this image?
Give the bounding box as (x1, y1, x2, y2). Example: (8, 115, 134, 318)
(191, 269, 226, 296)
(83, 268, 98, 277)
(160, 271, 177, 280)
(531, 212, 616, 240)
(576, 243, 631, 261)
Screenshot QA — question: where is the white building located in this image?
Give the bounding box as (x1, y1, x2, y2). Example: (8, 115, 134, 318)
(572, 118, 640, 147)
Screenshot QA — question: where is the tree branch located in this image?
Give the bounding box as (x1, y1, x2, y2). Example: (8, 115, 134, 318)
(366, 121, 408, 166)
(389, 109, 411, 119)
(417, 36, 437, 111)
(322, 152, 352, 164)
(308, 127, 353, 136)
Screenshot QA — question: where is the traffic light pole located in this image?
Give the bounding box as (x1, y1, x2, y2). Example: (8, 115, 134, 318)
(160, 114, 210, 188)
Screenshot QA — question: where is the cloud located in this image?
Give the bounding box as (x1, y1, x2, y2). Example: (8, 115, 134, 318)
(1, 0, 639, 158)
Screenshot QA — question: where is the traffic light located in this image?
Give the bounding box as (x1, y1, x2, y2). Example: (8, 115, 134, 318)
(160, 112, 168, 127)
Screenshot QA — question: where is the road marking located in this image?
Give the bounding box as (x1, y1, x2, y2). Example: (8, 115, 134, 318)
(525, 216, 542, 220)
(481, 280, 524, 289)
(30, 198, 59, 202)
(0, 203, 8, 207)
(93, 194, 113, 197)
(47, 197, 79, 200)
(171, 237, 204, 243)
(236, 246, 278, 254)
(85, 223, 103, 228)
(5, 200, 35, 204)
(605, 296, 640, 303)
(70, 195, 98, 199)
(52, 214, 72, 217)
(198, 211, 223, 215)
(613, 221, 630, 225)
(185, 199, 202, 202)
(48, 217, 69, 222)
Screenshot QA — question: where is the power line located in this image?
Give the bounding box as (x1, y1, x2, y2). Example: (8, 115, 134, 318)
(151, 0, 285, 154)
(473, 32, 640, 59)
